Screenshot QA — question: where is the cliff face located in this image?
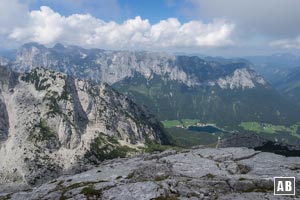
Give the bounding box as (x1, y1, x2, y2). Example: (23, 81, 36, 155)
(0, 66, 167, 187)
(0, 97, 9, 141)
(1, 147, 299, 199)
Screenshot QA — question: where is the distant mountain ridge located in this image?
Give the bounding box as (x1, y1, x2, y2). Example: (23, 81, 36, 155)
(9, 42, 265, 89)
(247, 53, 300, 105)
(246, 53, 300, 69)
(1, 43, 300, 128)
(246, 53, 300, 85)
(274, 66, 300, 105)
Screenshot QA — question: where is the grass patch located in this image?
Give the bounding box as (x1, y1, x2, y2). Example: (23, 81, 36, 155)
(85, 135, 138, 163)
(162, 119, 200, 128)
(154, 175, 169, 181)
(241, 187, 272, 193)
(126, 172, 135, 179)
(239, 122, 300, 136)
(206, 173, 216, 179)
(80, 186, 102, 198)
(0, 194, 12, 200)
(59, 181, 106, 200)
(29, 119, 57, 142)
(181, 119, 199, 127)
(161, 120, 183, 128)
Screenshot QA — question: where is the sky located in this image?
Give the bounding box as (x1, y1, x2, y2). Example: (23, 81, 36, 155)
(1, 0, 300, 56)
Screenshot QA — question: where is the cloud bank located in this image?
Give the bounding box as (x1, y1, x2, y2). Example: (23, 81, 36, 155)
(1, 0, 299, 54)
(2, 4, 235, 50)
(270, 36, 300, 49)
(187, 0, 300, 38)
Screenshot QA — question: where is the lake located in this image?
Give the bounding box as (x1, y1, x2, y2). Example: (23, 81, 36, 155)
(188, 125, 222, 133)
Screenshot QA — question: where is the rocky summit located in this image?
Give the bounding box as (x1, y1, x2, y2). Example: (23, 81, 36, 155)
(0, 147, 299, 200)
(0, 66, 167, 190)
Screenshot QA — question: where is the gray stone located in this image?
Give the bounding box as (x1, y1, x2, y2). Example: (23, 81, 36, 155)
(101, 182, 165, 200)
(1, 147, 300, 200)
(219, 192, 295, 200)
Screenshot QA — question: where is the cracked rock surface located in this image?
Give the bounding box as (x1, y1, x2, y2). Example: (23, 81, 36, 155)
(1, 147, 299, 200)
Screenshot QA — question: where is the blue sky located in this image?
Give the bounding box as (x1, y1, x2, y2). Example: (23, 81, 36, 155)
(1, 0, 300, 56)
(28, 0, 190, 23)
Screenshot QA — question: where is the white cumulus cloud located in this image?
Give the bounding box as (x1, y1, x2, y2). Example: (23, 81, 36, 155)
(270, 36, 300, 49)
(7, 6, 235, 50)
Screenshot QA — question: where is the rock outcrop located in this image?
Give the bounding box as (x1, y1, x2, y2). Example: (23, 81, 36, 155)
(0, 66, 167, 188)
(0, 147, 299, 199)
(218, 133, 269, 149)
(219, 133, 300, 157)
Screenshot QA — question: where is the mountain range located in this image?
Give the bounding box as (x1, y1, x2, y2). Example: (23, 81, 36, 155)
(247, 54, 300, 106)
(1, 43, 299, 129)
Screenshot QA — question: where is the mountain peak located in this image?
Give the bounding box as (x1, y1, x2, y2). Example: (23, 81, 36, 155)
(52, 43, 66, 50)
(20, 42, 46, 50)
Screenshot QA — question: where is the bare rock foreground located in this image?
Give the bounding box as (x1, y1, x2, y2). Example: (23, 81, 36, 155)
(1, 147, 299, 200)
